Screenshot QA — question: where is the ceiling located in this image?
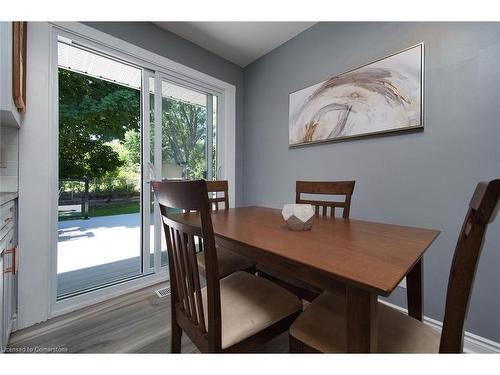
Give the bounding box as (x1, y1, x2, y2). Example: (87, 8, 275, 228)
(154, 22, 317, 67)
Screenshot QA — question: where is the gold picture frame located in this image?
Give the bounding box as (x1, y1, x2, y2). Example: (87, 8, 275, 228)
(12, 21, 27, 113)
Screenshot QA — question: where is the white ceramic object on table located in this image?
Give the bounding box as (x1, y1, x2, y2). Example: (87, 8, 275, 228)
(282, 204, 314, 231)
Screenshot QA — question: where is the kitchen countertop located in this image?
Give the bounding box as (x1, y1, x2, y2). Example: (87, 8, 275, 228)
(0, 192, 18, 206)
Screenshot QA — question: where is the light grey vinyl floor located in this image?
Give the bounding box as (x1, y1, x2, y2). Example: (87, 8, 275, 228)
(7, 283, 289, 353)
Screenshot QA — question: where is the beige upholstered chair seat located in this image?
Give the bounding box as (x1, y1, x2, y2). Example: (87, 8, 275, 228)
(290, 291, 440, 353)
(197, 246, 256, 279)
(201, 271, 302, 349)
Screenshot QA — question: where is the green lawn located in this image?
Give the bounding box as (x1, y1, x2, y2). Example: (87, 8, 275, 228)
(59, 201, 140, 221)
(89, 201, 140, 217)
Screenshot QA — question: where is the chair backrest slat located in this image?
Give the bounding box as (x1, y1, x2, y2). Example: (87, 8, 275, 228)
(206, 180, 229, 211)
(187, 233, 206, 332)
(296, 180, 355, 219)
(180, 231, 197, 320)
(439, 179, 500, 353)
(153, 180, 221, 350)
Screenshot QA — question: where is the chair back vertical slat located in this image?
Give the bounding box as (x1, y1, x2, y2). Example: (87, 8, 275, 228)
(296, 181, 356, 219)
(439, 179, 500, 353)
(153, 180, 221, 351)
(172, 228, 189, 313)
(162, 218, 180, 311)
(180, 231, 197, 321)
(187, 233, 207, 332)
(167, 226, 182, 310)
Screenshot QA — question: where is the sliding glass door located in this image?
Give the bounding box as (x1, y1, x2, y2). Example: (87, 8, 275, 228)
(55, 33, 222, 300)
(57, 40, 144, 298)
(148, 76, 220, 269)
(160, 79, 217, 180)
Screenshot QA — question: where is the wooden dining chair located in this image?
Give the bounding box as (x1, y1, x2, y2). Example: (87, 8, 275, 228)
(152, 180, 302, 353)
(257, 180, 356, 301)
(295, 180, 356, 218)
(288, 179, 500, 353)
(206, 180, 230, 211)
(196, 180, 256, 279)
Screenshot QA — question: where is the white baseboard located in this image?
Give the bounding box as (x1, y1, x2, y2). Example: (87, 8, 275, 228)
(379, 300, 500, 353)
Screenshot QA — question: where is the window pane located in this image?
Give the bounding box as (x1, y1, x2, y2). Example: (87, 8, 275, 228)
(212, 95, 218, 180)
(57, 41, 142, 298)
(149, 76, 155, 269)
(161, 80, 208, 180)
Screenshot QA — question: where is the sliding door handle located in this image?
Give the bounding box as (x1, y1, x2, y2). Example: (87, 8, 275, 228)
(4, 247, 17, 274)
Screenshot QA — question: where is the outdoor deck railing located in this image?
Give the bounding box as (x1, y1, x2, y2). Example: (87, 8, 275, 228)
(59, 177, 90, 219)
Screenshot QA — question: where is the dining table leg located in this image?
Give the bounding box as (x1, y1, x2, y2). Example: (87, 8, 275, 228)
(346, 286, 378, 353)
(406, 258, 423, 321)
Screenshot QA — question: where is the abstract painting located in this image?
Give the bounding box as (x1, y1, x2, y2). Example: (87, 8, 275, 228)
(289, 43, 423, 146)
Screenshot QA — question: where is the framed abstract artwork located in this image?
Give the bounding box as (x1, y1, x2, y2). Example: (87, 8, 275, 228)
(12, 21, 27, 113)
(289, 43, 424, 146)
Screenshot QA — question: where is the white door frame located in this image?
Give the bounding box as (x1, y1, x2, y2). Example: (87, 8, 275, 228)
(45, 22, 236, 318)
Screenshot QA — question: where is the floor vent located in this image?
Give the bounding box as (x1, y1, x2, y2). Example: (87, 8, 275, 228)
(155, 286, 171, 298)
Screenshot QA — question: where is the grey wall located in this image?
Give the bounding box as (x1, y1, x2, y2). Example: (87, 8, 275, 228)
(84, 22, 245, 205)
(243, 22, 500, 342)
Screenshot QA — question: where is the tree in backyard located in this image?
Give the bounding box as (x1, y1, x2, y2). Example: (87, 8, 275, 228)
(58, 68, 140, 181)
(161, 98, 207, 180)
(60, 67, 209, 189)
(121, 129, 142, 167)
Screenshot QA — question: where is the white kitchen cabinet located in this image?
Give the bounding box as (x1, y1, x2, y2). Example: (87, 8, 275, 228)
(0, 247, 4, 351)
(0, 22, 21, 128)
(0, 198, 17, 352)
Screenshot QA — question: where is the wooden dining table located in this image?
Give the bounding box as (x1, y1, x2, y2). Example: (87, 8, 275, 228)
(176, 205, 440, 353)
